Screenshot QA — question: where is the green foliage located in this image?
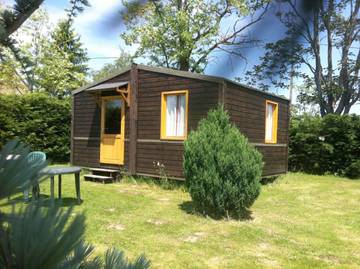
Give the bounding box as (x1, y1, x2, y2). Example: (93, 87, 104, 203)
(34, 19, 88, 97)
(344, 161, 360, 179)
(289, 114, 360, 177)
(183, 106, 263, 218)
(0, 140, 150, 269)
(51, 20, 88, 74)
(121, 0, 266, 72)
(0, 49, 27, 94)
(244, 0, 360, 115)
(0, 93, 71, 162)
(92, 49, 134, 81)
(0, 1, 89, 96)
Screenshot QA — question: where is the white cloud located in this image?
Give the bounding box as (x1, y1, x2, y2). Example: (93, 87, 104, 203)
(74, 0, 120, 27)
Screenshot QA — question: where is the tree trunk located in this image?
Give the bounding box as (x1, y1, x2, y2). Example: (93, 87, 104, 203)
(313, 8, 327, 116)
(179, 58, 190, 71)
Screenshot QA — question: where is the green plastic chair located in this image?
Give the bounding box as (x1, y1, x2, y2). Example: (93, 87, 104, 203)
(24, 151, 46, 201)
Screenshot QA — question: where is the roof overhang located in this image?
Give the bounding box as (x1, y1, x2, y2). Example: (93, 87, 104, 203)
(86, 81, 128, 92)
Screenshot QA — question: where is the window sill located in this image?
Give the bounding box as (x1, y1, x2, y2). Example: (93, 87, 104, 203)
(160, 136, 187, 141)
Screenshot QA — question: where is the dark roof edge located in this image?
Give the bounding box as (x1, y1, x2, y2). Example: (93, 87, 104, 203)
(138, 64, 289, 102)
(72, 63, 289, 101)
(72, 65, 132, 95)
(223, 79, 289, 102)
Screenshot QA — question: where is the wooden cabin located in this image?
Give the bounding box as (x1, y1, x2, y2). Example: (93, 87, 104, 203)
(71, 64, 289, 181)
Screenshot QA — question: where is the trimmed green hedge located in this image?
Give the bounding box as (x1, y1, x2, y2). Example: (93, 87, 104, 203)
(289, 114, 360, 177)
(0, 93, 71, 162)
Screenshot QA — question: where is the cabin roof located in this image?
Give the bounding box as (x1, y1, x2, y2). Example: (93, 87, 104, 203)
(87, 81, 128, 91)
(72, 63, 289, 101)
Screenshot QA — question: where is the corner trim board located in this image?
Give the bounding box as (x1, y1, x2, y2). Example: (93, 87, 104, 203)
(129, 65, 138, 175)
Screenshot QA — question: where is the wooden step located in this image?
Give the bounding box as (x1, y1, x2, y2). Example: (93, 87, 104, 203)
(88, 168, 119, 173)
(84, 174, 114, 183)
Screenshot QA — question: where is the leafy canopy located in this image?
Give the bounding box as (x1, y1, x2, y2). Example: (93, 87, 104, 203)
(92, 48, 134, 81)
(244, 0, 360, 116)
(121, 0, 267, 72)
(0, 1, 89, 97)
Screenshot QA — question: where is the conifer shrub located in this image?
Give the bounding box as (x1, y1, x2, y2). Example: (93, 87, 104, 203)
(183, 106, 263, 218)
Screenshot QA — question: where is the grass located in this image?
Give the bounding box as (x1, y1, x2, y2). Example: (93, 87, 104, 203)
(7, 172, 360, 268)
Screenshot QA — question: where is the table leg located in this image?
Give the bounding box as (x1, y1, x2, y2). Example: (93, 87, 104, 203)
(58, 174, 62, 198)
(50, 176, 54, 204)
(75, 172, 81, 203)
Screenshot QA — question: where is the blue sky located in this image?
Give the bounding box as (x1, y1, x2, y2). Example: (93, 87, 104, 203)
(41, 1, 288, 86)
(3, 0, 360, 113)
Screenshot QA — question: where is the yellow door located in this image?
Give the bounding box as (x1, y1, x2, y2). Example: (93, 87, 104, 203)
(100, 96, 125, 165)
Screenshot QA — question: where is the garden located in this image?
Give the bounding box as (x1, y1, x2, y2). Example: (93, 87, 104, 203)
(1, 106, 360, 268)
(1, 0, 360, 268)
(4, 171, 360, 268)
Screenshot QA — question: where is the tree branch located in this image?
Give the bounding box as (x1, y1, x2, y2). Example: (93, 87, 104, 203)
(191, 3, 269, 71)
(2, 0, 44, 40)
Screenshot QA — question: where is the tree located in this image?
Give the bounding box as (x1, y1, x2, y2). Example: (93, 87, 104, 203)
(184, 106, 263, 218)
(121, 0, 268, 73)
(0, 7, 88, 97)
(34, 19, 88, 97)
(0, 0, 89, 93)
(51, 19, 89, 75)
(34, 40, 87, 97)
(92, 49, 134, 81)
(245, 0, 360, 116)
(0, 0, 44, 44)
(0, 0, 89, 43)
(0, 49, 27, 94)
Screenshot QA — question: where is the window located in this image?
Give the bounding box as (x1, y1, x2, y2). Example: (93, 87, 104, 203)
(161, 90, 188, 140)
(265, 100, 278, 143)
(103, 98, 122, 135)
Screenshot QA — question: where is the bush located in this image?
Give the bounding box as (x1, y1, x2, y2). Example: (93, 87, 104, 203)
(0, 93, 71, 162)
(183, 106, 263, 218)
(344, 160, 360, 179)
(289, 114, 360, 176)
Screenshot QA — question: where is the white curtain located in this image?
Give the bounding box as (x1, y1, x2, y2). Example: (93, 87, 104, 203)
(166, 94, 185, 136)
(265, 103, 274, 141)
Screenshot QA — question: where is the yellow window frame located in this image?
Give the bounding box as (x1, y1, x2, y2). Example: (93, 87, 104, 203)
(265, 100, 279, 144)
(160, 90, 189, 140)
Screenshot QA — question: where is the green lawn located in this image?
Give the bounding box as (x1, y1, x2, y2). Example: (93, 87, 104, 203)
(11, 172, 360, 268)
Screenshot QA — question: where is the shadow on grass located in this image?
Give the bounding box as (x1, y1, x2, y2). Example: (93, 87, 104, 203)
(178, 200, 253, 221)
(7, 194, 82, 208)
(261, 175, 279, 185)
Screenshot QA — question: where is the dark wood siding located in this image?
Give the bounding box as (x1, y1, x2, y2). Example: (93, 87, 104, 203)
(135, 70, 219, 178)
(225, 83, 289, 176)
(72, 71, 130, 168)
(72, 66, 289, 178)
